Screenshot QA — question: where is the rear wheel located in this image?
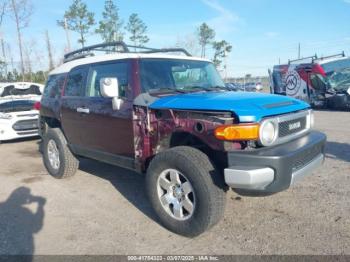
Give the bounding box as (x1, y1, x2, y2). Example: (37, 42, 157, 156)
(42, 128, 79, 179)
(146, 146, 226, 237)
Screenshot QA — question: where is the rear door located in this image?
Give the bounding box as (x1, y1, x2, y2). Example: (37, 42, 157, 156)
(61, 66, 89, 147)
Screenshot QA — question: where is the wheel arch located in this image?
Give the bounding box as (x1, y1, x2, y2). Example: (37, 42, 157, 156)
(145, 131, 227, 173)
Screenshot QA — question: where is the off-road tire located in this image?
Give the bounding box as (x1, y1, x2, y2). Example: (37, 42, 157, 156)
(42, 128, 79, 179)
(146, 146, 226, 237)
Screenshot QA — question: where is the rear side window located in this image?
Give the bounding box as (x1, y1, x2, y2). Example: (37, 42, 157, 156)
(86, 61, 129, 98)
(272, 71, 285, 94)
(65, 68, 86, 97)
(44, 74, 66, 98)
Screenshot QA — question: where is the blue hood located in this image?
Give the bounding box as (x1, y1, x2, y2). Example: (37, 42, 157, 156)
(149, 91, 310, 122)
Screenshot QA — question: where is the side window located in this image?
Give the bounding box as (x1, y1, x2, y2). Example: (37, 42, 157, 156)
(272, 71, 285, 94)
(44, 74, 66, 98)
(86, 62, 129, 98)
(310, 74, 327, 92)
(65, 68, 86, 97)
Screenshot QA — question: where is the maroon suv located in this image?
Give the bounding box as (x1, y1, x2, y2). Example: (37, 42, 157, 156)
(39, 42, 326, 237)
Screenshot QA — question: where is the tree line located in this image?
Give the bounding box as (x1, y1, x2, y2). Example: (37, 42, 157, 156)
(0, 0, 232, 83)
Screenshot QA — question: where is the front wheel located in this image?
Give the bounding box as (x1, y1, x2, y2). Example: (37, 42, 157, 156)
(42, 128, 79, 179)
(146, 146, 226, 237)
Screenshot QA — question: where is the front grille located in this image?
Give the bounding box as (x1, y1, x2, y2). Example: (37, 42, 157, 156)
(12, 119, 38, 131)
(292, 143, 323, 172)
(279, 116, 307, 138)
(261, 110, 311, 147)
(16, 131, 38, 136)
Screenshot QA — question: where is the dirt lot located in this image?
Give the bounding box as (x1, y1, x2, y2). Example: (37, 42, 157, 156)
(0, 110, 349, 255)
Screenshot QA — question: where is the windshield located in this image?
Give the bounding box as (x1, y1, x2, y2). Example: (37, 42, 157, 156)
(321, 58, 350, 73)
(0, 100, 36, 113)
(140, 59, 225, 93)
(326, 68, 350, 91)
(322, 58, 350, 91)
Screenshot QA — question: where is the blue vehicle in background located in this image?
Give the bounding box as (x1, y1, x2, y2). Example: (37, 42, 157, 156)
(40, 42, 327, 237)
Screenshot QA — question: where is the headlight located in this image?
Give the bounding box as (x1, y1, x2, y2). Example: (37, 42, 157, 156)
(259, 119, 278, 146)
(0, 112, 12, 120)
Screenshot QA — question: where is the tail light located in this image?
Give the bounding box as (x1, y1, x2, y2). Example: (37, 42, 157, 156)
(34, 101, 41, 111)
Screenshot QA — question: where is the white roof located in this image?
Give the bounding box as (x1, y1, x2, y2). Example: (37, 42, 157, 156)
(50, 53, 211, 75)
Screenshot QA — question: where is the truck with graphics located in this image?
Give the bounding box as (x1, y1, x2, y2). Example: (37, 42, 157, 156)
(39, 42, 326, 237)
(270, 52, 350, 110)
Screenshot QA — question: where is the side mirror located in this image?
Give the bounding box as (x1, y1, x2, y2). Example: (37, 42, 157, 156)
(100, 77, 123, 110)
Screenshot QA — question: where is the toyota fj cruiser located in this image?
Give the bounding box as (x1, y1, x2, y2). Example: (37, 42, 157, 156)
(39, 42, 326, 237)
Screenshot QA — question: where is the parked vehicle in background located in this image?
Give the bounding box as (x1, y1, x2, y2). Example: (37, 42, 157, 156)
(242, 82, 257, 92)
(0, 82, 43, 142)
(225, 82, 239, 91)
(225, 82, 263, 92)
(255, 82, 263, 91)
(270, 52, 350, 110)
(40, 42, 326, 237)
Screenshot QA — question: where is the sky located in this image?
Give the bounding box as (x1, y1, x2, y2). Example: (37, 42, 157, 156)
(1, 0, 350, 77)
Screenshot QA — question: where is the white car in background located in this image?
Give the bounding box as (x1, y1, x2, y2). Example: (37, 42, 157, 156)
(0, 82, 44, 142)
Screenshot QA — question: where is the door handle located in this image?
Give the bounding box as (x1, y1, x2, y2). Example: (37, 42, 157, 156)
(77, 107, 90, 114)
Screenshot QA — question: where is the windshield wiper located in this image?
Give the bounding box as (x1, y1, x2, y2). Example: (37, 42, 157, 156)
(148, 87, 187, 94)
(209, 85, 227, 91)
(182, 85, 226, 92)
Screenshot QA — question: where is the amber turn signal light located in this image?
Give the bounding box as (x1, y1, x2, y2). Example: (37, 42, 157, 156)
(214, 124, 260, 141)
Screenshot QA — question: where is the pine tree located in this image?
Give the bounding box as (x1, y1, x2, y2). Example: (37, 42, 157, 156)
(96, 0, 124, 43)
(125, 13, 149, 49)
(57, 0, 95, 48)
(212, 40, 232, 68)
(198, 23, 215, 58)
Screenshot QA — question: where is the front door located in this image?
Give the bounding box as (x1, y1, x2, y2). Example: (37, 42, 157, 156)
(77, 60, 135, 158)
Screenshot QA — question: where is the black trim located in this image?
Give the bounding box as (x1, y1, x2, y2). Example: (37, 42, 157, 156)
(227, 131, 326, 194)
(69, 144, 141, 172)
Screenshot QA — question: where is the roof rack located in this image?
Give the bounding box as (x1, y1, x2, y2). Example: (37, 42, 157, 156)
(288, 55, 318, 64)
(287, 52, 346, 65)
(313, 51, 345, 62)
(63, 41, 192, 63)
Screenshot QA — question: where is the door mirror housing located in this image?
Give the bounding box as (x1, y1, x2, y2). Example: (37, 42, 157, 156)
(100, 77, 123, 110)
(100, 77, 119, 98)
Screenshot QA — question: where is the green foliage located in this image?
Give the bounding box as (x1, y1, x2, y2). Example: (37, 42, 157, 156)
(125, 13, 149, 48)
(0, 69, 48, 84)
(198, 23, 215, 58)
(57, 0, 95, 48)
(96, 0, 124, 43)
(212, 40, 232, 68)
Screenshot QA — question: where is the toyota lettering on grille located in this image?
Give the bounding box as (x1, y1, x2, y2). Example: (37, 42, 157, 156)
(289, 121, 301, 131)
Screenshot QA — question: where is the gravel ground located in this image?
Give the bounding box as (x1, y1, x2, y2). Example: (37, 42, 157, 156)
(0, 110, 349, 255)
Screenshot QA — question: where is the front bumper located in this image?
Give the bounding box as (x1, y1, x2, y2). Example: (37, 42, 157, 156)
(0, 112, 39, 141)
(224, 131, 326, 193)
